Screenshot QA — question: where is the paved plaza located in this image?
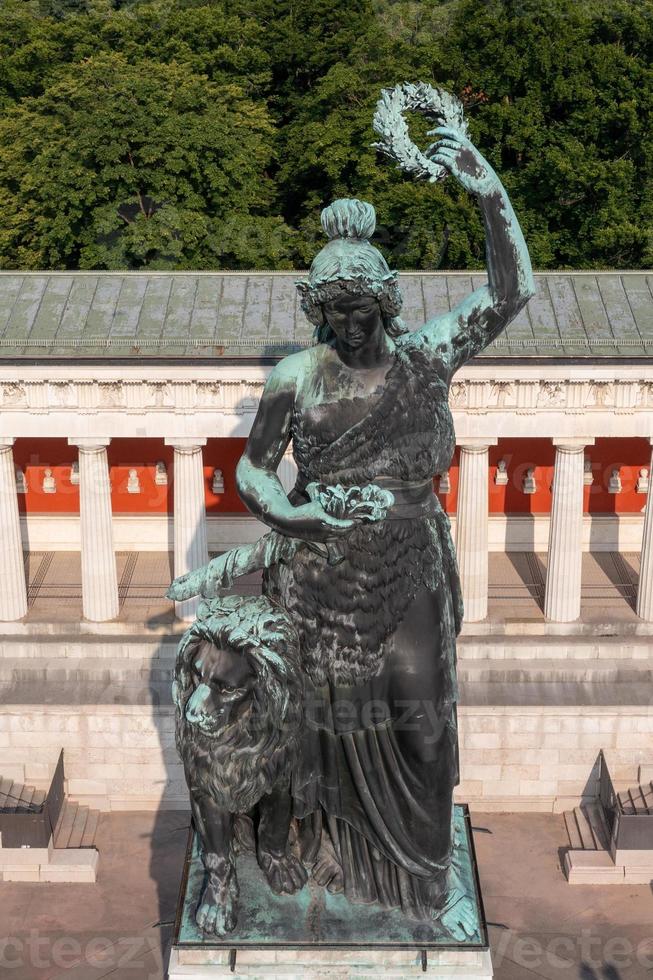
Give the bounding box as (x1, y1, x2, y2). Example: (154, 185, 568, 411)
(0, 809, 651, 979)
(17, 550, 641, 627)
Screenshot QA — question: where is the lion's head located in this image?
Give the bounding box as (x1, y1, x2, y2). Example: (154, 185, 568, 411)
(173, 595, 303, 814)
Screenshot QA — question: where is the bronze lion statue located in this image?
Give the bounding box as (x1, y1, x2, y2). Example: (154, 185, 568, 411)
(173, 594, 306, 935)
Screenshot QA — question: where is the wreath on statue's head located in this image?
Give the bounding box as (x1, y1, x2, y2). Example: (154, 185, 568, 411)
(372, 82, 468, 182)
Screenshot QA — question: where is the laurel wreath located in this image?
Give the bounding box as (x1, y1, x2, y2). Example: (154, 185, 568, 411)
(372, 82, 468, 183)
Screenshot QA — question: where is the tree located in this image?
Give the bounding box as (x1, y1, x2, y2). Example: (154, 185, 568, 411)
(0, 52, 287, 268)
(0, 0, 651, 269)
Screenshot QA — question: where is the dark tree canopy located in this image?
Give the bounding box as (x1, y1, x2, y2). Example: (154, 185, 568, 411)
(0, 0, 651, 269)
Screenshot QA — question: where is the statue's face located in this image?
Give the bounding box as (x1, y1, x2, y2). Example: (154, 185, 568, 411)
(184, 640, 255, 734)
(323, 292, 382, 348)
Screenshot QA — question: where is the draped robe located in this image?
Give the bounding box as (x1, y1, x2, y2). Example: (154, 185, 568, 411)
(263, 333, 466, 919)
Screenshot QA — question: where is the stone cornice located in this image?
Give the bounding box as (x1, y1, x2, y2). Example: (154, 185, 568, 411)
(0, 376, 651, 417)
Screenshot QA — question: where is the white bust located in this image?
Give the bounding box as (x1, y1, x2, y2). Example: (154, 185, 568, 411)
(608, 468, 622, 494)
(127, 468, 141, 494)
(42, 468, 56, 494)
(154, 460, 168, 486)
(522, 467, 536, 494)
(212, 468, 225, 494)
(494, 459, 508, 485)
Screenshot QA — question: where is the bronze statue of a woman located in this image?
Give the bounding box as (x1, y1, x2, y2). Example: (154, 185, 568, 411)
(170, 91, 535, 942)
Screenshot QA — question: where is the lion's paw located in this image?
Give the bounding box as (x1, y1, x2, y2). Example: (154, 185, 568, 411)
(258, 848, 308, 895)
(195, 869, 239, 936)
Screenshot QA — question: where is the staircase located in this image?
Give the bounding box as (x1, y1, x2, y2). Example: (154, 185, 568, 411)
(0, 777, 99, 850)
(0, 777, 46, 813)
(0, 760, 100, 882)
(564, 801, 611, 852)
(563, 801, 622, 883)
(616, 781, 653, 815)
(53, 800, 100, 849)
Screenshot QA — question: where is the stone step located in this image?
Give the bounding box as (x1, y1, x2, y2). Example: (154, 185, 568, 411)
(583, 801, 612, 850)
(459, 660, 653, 684)
(564, 810, 583, 850)
(53, 800, 100, 849)
(67, 805, 89, 848)
(53, 800, 78, 848)
(618, 782, 653, 814)
(564, 801, 612, 853)
(565, 850, 624, 884)
(0, 658, 172, 683)
(0, 776, 41, 813)
(460, 635, 653, 661)
(0, 637, 178, 661)
(80, 809, 99, 848)
(3, 656, 652, 688)
(573, 806, 599, 850)
(2, 632, 653, 663)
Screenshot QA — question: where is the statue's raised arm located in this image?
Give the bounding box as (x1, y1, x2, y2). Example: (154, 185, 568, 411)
(418, 125, 535, 374)
(373, 83, 535, 377)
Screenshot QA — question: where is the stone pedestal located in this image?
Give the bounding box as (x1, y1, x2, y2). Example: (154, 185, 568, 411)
(543, 438, 594, 623)
(636, 439, 653, 621)
(166, 439, 209, 621)
(455, 440, 496, 622)
(168, 945, 493, 978)
(68, 438, 119, 622)
(0, 438, 28, 621)
(169, 806, 491, 979)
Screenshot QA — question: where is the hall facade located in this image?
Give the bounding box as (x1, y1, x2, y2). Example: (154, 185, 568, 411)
(0, 269, 651, 813)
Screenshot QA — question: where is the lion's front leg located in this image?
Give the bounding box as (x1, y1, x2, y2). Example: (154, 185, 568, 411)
(257, 782, 307, 896)
(197, 850, 239, 936)
(192, 795, 239, 935)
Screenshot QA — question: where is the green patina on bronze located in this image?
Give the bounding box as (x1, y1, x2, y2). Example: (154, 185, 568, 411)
(170, 83, 535, 946)
(176, 806, 486, 949)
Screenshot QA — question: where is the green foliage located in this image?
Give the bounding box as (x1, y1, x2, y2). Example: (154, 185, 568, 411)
(0, 52, 278, 268)
(0, 0, 651, 269)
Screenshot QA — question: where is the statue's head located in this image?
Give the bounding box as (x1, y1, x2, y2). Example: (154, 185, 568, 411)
(296, 198, 407, 344)
(173, 595, 302, 812)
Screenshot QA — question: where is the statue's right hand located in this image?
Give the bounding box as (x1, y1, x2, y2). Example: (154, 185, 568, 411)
(166, 566, 209, 602)
(277, 500, 356, 543)
(166, 552, 232, 602)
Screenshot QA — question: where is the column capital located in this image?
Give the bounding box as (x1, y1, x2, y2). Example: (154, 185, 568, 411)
(68, 437, 112, 451)
(165, 437, 207, 451)
(457, 437, 498, 451)
(0, 437, 16, 450)
(552, 437, 595, 450)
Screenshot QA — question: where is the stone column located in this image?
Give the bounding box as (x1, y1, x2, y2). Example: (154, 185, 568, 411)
(455, 438, 497, 623)
(68, 438, 119, 622)
(166, 439, 209, 621)
(0, 438, 28, 621)
(543, 437, 594, 623)
(636, 438, 653, 621)
(278, 444, 299, 495)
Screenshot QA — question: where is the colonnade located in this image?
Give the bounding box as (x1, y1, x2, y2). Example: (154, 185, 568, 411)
(0, 437, 651, 623)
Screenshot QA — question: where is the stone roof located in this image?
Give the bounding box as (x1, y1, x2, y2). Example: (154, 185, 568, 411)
(0, 271, 651, 360)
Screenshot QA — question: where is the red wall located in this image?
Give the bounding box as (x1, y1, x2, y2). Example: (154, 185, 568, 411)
(436, 438, 649, 515)
(13, 437, 249, 515)
(12, 436, 650, 517)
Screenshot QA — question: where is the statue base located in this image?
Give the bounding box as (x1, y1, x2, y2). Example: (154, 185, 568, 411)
(169, 805, 492, 978)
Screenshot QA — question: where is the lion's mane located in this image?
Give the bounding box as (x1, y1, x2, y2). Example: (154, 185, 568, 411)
(173, 595, 303, 813)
